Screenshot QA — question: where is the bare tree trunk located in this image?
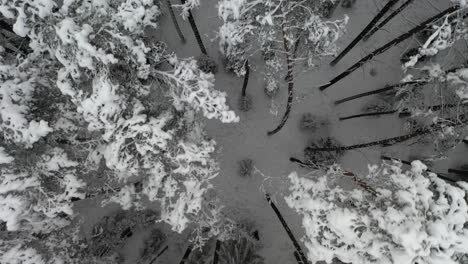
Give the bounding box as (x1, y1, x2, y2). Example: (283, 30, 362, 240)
(319, 6, 459, 91)
(330, 0, 401, 66)
(463, 139, 468, 145)
(307, 129, 432, 152)
(149, 245, 169, 264)
(363, 0, 415, 41)
(265, 193, 309, 264)
(180, 0, 207, 54)
(339, 110, 397, 121)
(178, 245, 193, 264)
(165, 0, 186, 43)
(334, 81, 425, 105)
(267, 28, 296, 136)
(241, 60, 250, 97)
(212, 240, 221, 264)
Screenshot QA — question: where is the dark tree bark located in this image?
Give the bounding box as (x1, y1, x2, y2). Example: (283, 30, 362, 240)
(381, 155, 455, 182)
(448, 168, 468, 177)
(293, 251, 305, 264)
(339, 110, 397, 121)
(265, 193, 309, 264)
(241, 60, 250, 97)
(180, 0, 207, 54)
(330, 0, 401, 66)
(149, 245, 169, 264)
(178, 245, 193, 264)
(165, 0, 186, 43)
(267, 28, 296, 136)
(363, 0, 415, 41)
(307, 129, 432, 152)
(212, 240, 221, 264)
(319, 6, 459, 91)
(334, 81, 425, 105)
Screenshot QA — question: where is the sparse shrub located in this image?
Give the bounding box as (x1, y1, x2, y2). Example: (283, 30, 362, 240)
(299, 113, 328, 130)
(304, 137, 344, 167)
(341, 0, 356, 8)
(369, 68, 378, 77)
(197, 54, 218, 74)
(320, 0, 339, 18)
(238, 159, 254, 177)
(218, 236, 265, 264)
(239, 95, 252, 112)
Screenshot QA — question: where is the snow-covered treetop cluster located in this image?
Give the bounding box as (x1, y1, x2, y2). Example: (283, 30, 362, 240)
(286, 161, 468, 264)
(218, 0, 348, 76)
(0, 0, 238, 261)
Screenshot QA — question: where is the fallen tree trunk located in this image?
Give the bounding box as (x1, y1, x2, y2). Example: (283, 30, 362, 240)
(363, 0, 415, 41)
(265, 193, 309, 264)
(319, 6, 459, 91)
(330, 0, 401, 66)
(448, 168, 468, 177)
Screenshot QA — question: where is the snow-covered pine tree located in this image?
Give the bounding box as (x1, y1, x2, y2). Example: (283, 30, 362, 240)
(0, 0, 238, 260)
(285, 161, 468, 264)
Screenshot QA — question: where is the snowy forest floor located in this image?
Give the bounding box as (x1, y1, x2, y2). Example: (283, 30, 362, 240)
(75, 0, 468, 263)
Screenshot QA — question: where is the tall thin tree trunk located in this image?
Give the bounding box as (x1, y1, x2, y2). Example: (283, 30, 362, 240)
(381, 155, 454, 182)
(307, 129, 432, 152)
(180, 0, 207, 54)
(178, 245, 193, 264)
(334, 81, 425, 105)
(330, 0, 401, 66)
(289, 157, 318, 169)
(319, 6, 459, 91)
(212, 240, 221, 264)
(265, 193, 309, 264)
(149, 245, 169, 264)
(339, 110, 397, 121)
(267, 28, 296, 136)
(241, 60, 250, 97)
(165, 0, 186, 43)
(363, 0, 414, 41)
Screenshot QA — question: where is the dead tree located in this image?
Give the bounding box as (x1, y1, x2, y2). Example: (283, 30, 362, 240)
(319, 6, 459, 91)
(180, 0, 207, 54)
(363, 0, 415, 41)
(330, 0, 401, 66)
(265, 193, 309, 264)
(165, 0, 186, 43)
(448, 168, 468, 177)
